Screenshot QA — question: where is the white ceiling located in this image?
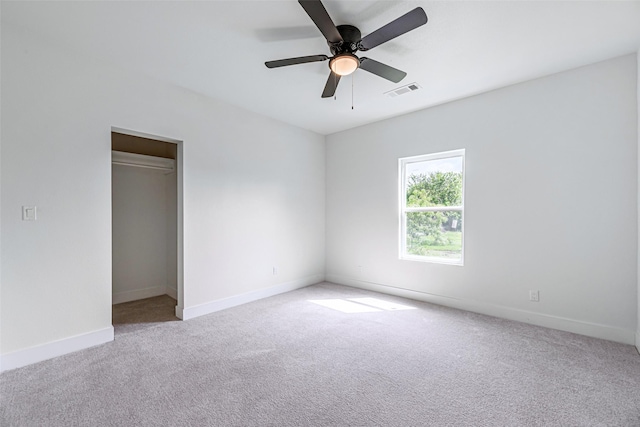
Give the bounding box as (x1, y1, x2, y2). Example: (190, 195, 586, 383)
(3, 1, 640, 135)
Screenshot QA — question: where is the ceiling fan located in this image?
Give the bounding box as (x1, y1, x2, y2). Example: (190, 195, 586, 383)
(265, 0, 428, 98)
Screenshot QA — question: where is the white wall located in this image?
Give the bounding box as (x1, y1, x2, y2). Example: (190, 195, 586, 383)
(326, 55, 638, 344)
(166, 171, 178, 299)
(0, 4, 3, 371)
(112, 164, 177, 304)
(637, 51, 640, 352)
(0, 23, 325, 364)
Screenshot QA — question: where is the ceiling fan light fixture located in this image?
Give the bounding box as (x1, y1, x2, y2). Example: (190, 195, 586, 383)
(330, 54, 359, 76)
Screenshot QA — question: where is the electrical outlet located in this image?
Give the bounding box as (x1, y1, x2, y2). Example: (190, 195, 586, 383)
(529, 290, 540, 302)
(357, 265, 363, 273)
(272, 266, 278, 276)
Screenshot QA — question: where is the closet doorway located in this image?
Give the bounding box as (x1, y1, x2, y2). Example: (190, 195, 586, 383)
(111, 129, 183, 332)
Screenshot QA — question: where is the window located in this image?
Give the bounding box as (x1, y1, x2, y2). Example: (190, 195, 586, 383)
(399, 149, 465, 265)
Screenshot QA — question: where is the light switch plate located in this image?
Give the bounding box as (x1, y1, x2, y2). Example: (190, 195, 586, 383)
(22, 206, 37, 221)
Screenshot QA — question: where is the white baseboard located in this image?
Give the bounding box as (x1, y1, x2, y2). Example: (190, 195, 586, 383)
(0, 326, 114, 373)
(113, 286, 168, 304)
(326, 274, 636, 345)
(177, 274, 324, 320)
(636, 330, 640, 354)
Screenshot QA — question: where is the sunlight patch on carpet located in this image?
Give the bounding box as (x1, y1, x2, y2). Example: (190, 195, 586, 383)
(308, 299, 382, 313)
(308, 297, 416, 313)
(348, 297, 416, 311)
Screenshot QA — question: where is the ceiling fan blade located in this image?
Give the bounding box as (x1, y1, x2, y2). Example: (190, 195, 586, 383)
(321, 71, 341, 98)
(265, 55, 329, 68)
(298, 0, 343, 44)
(359, 7, 427, 51)
(359, 57, 407, 83)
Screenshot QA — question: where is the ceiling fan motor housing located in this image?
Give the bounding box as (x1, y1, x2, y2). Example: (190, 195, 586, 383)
(329, 25, 362, 55)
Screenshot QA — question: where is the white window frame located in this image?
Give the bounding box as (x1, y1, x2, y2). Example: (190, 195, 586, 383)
(399, 149, 465, 265)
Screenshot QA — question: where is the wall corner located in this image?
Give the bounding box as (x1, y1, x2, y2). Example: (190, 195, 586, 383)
(636, 50, 640, 354)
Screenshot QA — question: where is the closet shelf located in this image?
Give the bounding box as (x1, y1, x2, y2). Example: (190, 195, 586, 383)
(112, 151, 175, 173)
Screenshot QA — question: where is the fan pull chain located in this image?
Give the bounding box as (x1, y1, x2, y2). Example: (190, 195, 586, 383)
(351, 73, 354, 110)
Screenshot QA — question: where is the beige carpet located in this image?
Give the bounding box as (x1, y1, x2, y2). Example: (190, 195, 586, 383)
(112, 294, 179, 330)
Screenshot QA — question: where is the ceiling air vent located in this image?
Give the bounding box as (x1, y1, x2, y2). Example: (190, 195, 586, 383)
(385, 82, 422, 98)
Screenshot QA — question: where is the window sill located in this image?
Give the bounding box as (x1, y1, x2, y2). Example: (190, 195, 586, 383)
(400, 255, 464, 266)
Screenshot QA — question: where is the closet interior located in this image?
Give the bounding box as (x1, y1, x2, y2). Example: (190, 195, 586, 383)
(111, 131, 178, 326)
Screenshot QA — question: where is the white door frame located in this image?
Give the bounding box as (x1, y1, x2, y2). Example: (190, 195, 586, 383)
(110, 126, 185, 319)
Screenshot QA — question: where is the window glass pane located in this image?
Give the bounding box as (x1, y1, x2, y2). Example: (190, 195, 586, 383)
(406, 211, 462, 260)
(405, 157, 463, 207)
